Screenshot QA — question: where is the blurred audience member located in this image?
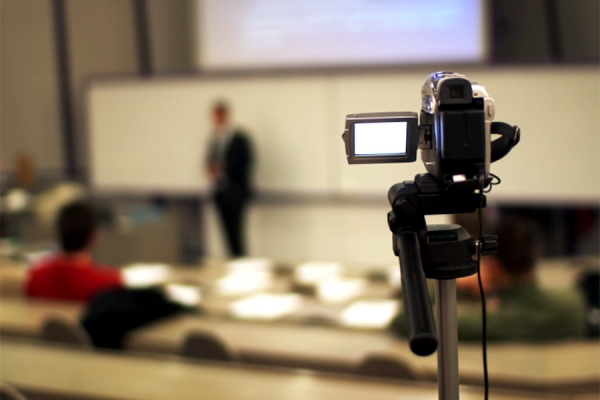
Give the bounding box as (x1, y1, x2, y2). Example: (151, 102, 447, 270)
(25, 201, 123, 303)
(391, 214, 587, 341)
(457, 214, 586, 340)
(15, 151, 36, 191)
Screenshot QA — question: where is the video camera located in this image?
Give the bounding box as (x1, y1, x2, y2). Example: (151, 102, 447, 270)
(342, 71, 519, 185)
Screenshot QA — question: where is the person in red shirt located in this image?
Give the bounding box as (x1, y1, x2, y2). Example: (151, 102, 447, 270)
(25, 201, 123, 303)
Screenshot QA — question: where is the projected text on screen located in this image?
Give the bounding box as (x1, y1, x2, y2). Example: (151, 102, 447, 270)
(198, 0, 485, 70)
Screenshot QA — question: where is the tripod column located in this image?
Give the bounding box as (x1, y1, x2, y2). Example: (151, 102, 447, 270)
(436, 279, 460, 400)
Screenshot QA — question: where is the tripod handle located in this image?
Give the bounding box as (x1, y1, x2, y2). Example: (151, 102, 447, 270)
(396, 230, 438, 356)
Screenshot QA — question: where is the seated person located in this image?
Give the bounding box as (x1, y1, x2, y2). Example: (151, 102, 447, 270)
(391, 214, 587, 341)
(25, 201, 124, 303)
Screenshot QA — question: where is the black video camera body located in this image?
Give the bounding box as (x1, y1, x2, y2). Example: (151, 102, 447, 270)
(343, 72, 518, 184)
(420, 71, 493, 182)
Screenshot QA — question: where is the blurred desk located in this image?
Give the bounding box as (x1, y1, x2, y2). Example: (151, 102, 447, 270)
(389, 340, 600, 393)
(0, 295, 598, 394)
(1, 256, 589, 299)
(125, 315, 402, 374)
(125, 313, 600, 394)
(0, 338, 576, 400)
(1, 258, 598, 395)
(479, 341, 599, 393)
(0, 297, 82, 338)
(0, 258, 28, 297)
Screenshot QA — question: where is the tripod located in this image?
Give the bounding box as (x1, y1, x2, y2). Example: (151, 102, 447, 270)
(388, 173, 497, 400)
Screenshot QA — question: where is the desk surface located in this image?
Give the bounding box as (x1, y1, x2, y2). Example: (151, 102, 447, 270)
(125, 312, 600, 389)
(1, 259, 598, 394)
(0, 256, 590, 330)
(1, 256, 591, 295)
(0, 297, 83, 337)
(0, 339, 577, 400)
(2, 296, 598, 393)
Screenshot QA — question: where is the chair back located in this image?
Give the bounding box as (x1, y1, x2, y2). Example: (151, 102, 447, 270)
(0, 382, 28, 400)
(356, 354, 417, 381)
(41, 316, 92, 347)
(180, 331, 238, 362)
(579, 270, 600, 336)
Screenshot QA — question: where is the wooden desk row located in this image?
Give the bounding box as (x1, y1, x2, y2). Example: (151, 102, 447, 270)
(1, 297, 598, 396)
(125, 313, 600, 395)
(2, 338, 589, 400)
(1, 256, 589, 299)
(1, 257, 597, 396)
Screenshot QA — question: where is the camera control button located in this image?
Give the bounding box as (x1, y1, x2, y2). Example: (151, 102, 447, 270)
(487, 103, 495, 117)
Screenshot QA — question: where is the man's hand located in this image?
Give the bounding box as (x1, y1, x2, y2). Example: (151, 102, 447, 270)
(208, 163, 222, 182)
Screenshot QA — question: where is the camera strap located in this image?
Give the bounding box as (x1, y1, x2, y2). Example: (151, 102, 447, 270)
(490, 122, 520, 162)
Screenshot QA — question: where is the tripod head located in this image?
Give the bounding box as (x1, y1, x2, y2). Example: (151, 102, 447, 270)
(387, 173, 500, 356)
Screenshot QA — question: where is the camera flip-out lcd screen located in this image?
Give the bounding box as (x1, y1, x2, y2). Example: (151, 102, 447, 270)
(354, 122, 407, 156)
(343, 112, 418, 164)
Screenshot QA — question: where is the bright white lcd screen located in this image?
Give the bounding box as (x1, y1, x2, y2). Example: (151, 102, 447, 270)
(354, 122, 407, 156)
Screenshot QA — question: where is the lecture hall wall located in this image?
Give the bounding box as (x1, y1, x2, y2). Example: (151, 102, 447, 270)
(2, 0, 598, 266)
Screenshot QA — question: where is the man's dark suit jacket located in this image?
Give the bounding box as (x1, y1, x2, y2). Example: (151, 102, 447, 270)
(207, 130, 253, 256)
(214, 131, 253, 199)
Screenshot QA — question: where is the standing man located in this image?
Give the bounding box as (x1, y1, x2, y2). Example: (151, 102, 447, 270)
(206, 101, 253, 257)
